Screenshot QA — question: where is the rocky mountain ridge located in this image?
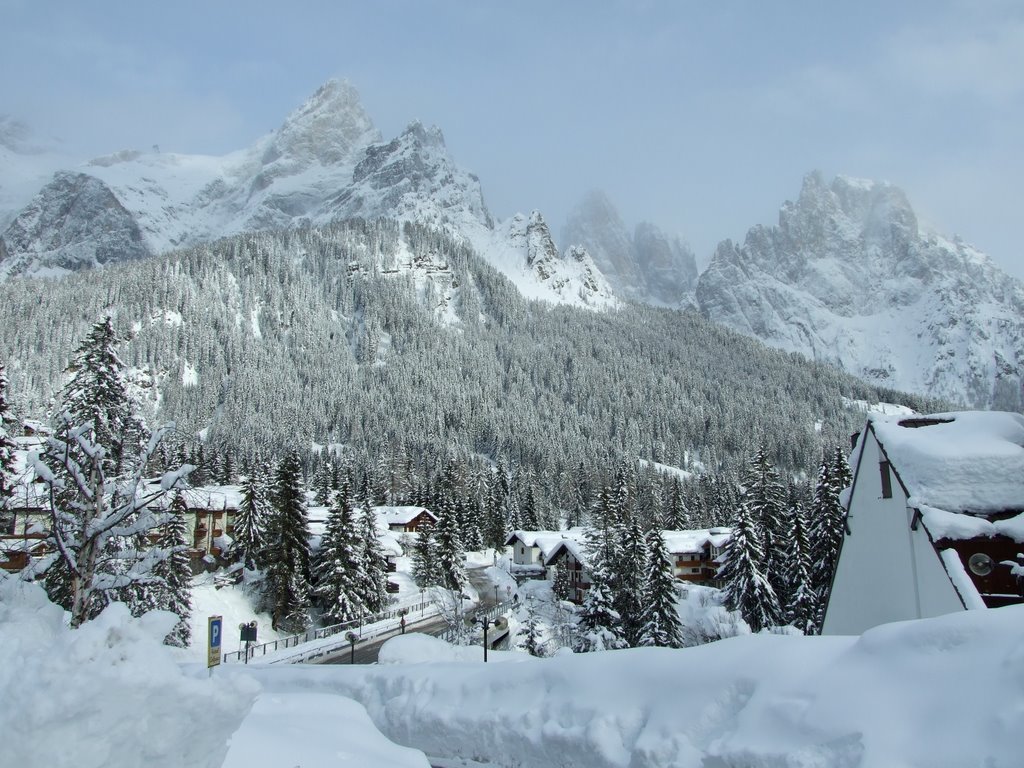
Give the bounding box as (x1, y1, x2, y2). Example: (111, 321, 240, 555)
(0, 81, 610, 306)
(561, 190, 698, 306)
(695, 172, 1024, 410)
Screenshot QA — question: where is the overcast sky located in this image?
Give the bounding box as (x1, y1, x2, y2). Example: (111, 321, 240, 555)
(3, 0, 1022, 276)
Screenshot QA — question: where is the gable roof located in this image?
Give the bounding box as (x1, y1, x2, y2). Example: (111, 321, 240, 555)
(506, 529, 588, 561)
(868, 410, 1024, 516)
(375, 506, 437, 526)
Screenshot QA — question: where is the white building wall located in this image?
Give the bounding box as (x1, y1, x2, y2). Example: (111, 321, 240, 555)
(823, 429, 962, 635)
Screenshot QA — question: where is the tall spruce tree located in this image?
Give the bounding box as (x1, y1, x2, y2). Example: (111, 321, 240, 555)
(411, 518, 439, 587)
(433, 499, 466, 592)
(235, 465, 270, 569)
(264, 450, 311, 632)
(809, 453, 846, 627)
(356, 499, 390, 614)
(739, 444, 788, 600)
(784, 499, 818, 634)
(314, 481, 367, 623)
(154, 491, 193, 647)
(638, 528, 684, 648)
(519, 598, 546, 657)
(718, 494, 782, 632)
(38, 317, 188, 626)
(0, 361, 17, 527)
(573, 561, 628, 652)
(551, 557, 574, 602)
(613, 515, 647, 647)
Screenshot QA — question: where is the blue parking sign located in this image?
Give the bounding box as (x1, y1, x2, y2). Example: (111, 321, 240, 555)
(208, 615, 223, 668)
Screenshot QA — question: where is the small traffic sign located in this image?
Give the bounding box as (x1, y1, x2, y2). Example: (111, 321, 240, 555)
(208, 615, 223, 668)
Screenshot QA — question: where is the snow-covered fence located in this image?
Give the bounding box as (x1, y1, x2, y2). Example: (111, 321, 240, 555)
(223, 600, 433, 663)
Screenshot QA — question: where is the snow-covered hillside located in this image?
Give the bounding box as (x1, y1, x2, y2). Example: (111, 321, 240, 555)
(696, 172, 1024, 409)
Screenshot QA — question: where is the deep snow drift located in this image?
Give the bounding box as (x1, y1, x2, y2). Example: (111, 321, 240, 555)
(5, 572, 1022, 768)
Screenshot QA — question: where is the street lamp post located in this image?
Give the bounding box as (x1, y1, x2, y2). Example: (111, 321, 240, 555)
(474, 616, 492, 663)
(494, 585, 499, 605)
(345, 631, 358, 665)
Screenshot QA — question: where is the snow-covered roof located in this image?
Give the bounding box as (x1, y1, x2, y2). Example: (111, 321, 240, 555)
(662, 528, 732, 554)
(870, 410, 1024, 515)
(506, 528, 588, 560)
(375, 506, 436, 526)
(919, 505, 1024, 544)
(136, 482, 244, 510)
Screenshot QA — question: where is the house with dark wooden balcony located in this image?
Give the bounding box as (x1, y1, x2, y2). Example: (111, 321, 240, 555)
(375, 506, 438, 533)
(823, 411, 1024, 635)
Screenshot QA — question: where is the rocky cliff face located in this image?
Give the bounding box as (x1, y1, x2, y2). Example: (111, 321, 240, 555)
(561, 190, 697, 306)
(0, 171, 150, 278)
(492, 211, 616, 308)
(696, 172, 1024, 409)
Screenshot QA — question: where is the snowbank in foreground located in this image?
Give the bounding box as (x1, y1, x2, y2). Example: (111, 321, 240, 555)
(0, 578, 258, 768)
(221, 692, 430, 767)
(238, 606, 1024, 767)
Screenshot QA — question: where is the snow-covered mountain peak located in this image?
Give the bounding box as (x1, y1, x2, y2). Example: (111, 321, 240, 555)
(0, 80, 616, 313)
(562, 189, 697, 306)
(483, 210, 616, 308)
(697, 171, 1024, 409)
(262, 79, 380, 169)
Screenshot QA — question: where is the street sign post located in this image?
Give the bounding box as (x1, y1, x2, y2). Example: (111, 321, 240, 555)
(208, 615, 223, 671)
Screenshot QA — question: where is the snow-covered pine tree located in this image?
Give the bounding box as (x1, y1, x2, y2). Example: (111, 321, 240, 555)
(37, 317, 190, 627)
(57, 317, 146, 476)
(411, 518, 439, 587)
(314, 481, 367, 623)
(0, 361, 17, 525)
(739, 444, 788, 600)
(717, 492, 782, 633)
(433, 498, 467, 592)
(613, 515, 647, 647)
(483, 469, 510, 548)
(219, 450, 235, 485)
(460, 495, 484, 551)
(552, 557, 574, 602)
(519, 598, 546, 657)
(661, 477, 688, 530)
(784, 498, 818, 635)
(153, 491, 193, 647)
(831, 445, 852, 494)
(809, 453, 846, 626)
(312, 457, 335, 507)
(356, 496, 390, 614)
(638, 528, 684, 648)
(264, 449, 311, 632)
(572, 561, 628, 652)
(568, 461, 589, 528)
(235, 464, 269, 569)
(520, 483, 541, 530)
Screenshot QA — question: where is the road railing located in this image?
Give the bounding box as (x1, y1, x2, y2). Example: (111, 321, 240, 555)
(222, 599, 433, 663)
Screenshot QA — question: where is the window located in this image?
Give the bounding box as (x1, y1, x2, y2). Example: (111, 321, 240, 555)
(879, 461, 893, 499)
